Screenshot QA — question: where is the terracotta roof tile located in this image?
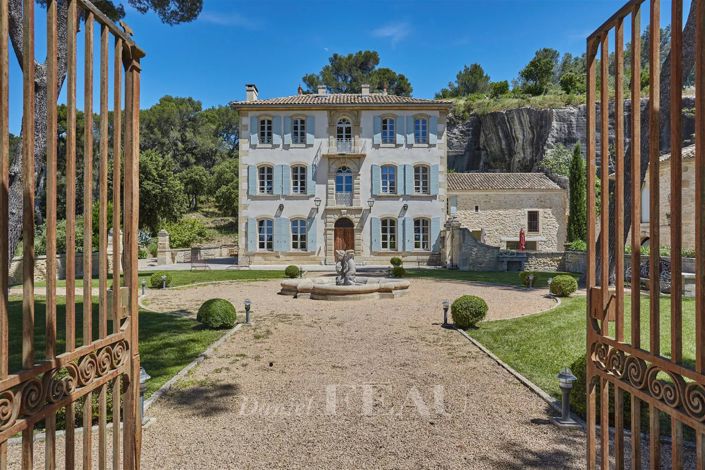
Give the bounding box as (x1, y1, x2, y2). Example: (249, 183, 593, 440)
(232, 93, 452, 107)
(448, 173, 562, 191)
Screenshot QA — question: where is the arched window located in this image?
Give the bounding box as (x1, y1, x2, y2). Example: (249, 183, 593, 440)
(381, 218, 397, 251)
(413, 218, 430, 251)
(381, 165, 397, 194)
(258, 165, 274, 194)
(259, 118, 273, 145)
(337, 118, 352, 152)
(291, 219, 307, 251)
(414, 117, 428, 144)
(335, 166, 353, 206)
(258, 219, 273, 251)
(291, 165, 307, 194)
(381, 117, 395, 144)
(414, 165, 429, 194)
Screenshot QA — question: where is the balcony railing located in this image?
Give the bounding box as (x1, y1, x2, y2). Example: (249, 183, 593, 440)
(325, 139, 366, 155)
(337, 139, 353, 153)
(335, 192, 353, 206)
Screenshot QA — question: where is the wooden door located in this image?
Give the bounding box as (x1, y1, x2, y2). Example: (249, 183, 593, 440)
(335, 227, 354, 251)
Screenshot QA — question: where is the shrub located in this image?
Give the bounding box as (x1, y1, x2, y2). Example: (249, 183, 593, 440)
(149, 272, 172, 289)
(569, 355, 632, 424)
(519, 271, 538, 287)
(197, 298, 237, 329)
(285, 265, 300, 278)
(162, 218, 211, 249)
(390, 257, 403, 267)
(138, 247, 149, 259)
(550, 274, 578, 297)
(567, 239, 587, 252)
(391, 266, 406, 278)
(148, 239, 158, 257)
(451, 295, 488, 328)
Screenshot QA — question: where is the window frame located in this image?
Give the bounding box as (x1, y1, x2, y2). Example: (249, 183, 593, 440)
(336, 118, 352, 142)
(258, 165, 274, 195)
(414, 117, 429, 145)
(381, 218, 397, 251)
(257, 219, 274, 251)
(291, 164, 307, 195)
(335, 166, 353, 194)
(381, 117, 395, 145)
(380, 165, 397, 195)
(292, 117, 306, 145)
(291, 219, 307, 251)
(259, 117, 273, 145)
(527, 210, 540, 234)
(413, 164, 430, 195)
(413, 218, 430, 251)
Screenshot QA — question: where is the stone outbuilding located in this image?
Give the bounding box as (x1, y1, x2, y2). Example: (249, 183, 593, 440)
(447, 172, 568, 252)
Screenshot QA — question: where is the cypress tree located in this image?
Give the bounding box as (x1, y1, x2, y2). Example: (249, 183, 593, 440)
(567, 144, 587, 242)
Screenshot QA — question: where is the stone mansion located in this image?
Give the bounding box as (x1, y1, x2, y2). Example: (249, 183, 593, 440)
(233, 84, 452, 266)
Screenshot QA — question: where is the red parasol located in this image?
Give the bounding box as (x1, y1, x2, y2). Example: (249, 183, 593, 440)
(519, 228, 526, 251)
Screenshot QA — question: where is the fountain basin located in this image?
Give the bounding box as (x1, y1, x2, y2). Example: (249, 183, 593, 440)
(280, 277, 410, 301)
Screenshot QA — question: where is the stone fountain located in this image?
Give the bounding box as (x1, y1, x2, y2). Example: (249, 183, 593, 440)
(280, 250, 410, 301)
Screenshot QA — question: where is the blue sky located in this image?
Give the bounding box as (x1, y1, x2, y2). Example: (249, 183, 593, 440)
(7, 0, 690, 131)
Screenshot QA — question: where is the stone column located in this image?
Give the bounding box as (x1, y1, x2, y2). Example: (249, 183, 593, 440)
(157, 229, 171, 265)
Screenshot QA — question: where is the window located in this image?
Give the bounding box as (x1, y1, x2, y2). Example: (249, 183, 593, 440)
(382, 118, 395, 144)
(381, 218, 397, 251)
(414, 118, 428, 144)
(259, 118, 273, 145)
(414, 165, 429, 194)
(381, 165, 397, 194)
(291, 219, 307, 251)
(258, 165, 273, 194)
(258, 219, 273, 251)
(474, 205, 479, 213)
(292, 165, 307, 194)
(527, 210, 540, 233)
(337, 118, 352, 152)
(414, 218, 430, 251)
(292, 118, 306, 145)
(336, 166, 353, 205)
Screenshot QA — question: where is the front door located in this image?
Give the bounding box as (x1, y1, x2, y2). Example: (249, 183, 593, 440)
(334, 218, 355, 252)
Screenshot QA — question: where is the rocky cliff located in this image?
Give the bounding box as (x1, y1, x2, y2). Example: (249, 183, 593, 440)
(447, 97, 695, 172)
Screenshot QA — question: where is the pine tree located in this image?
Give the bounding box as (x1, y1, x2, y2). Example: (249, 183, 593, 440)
(568, 144, 587, 242)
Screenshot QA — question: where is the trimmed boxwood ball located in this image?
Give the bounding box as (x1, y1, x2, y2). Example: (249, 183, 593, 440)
(391, 266, 406, 278)
(390, 257, 403, 267)
(149, 272, 172, 289)
(550, 274, 578, 297)
(451, 295, 488, 328)
(284, 265, 300, 278)
(197, 299, 237, 329)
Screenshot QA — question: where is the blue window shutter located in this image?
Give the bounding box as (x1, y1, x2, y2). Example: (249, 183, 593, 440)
(404, 217, 414, 251)
(283, 117, 292, 145)
(306, 115, 315, 145)
(431, 217, 441, 252)
(307, 217, 317, 252)
(273, 116, 282, 146)
(430, 164, 440, 196)
(370, 217, 381, 252)
(405, 165, 414, 195)
(429, 116, 438, 145)
(371, 165, 381, 196)
(248, 165, 257, 196)
(373, 116, 382, 145)
(395, 166, 404, 195)
(396, 218, 402, 251)
(250, 116, 259, 146)
(273, 164, 283, 195)
(449, 195, 458, 215)
(406, 116, 415, 145)
(395, 118, 404, 145)
(247, 218, 257, 252)
(282, 165, 291, 195)
(275, 217, 289, 252)
(307, 165, 316, 196)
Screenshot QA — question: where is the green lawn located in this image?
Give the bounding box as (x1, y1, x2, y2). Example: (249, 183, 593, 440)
(467, 295, 696, 399)
(406, 269, 579, 287)
(6, 297, 227, 397)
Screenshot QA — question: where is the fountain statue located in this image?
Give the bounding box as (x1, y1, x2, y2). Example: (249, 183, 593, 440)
(335, 250, 356, 285)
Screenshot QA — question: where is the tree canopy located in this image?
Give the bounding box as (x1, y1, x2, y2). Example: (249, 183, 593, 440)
(302, 50, 412, 96)
(437, 63, 491, 98)
(519, 48, 560, 95)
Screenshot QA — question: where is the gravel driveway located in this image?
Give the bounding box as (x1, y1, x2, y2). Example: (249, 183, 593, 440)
(139, 278, 586, 469)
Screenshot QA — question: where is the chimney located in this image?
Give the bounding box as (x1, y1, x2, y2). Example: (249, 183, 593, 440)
(317, 85, 327, 95)
(297, 85, 303, 95)
(361, 84, 370, 95)
(382, 84, 388, 96)
(245, 83, 259, 102)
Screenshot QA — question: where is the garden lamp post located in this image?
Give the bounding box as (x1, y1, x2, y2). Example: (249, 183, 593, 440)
(527, 274, 535, 288)
(244, 299, 252, 324)
(547, 277, 554, 298)
(141, 280, 145, 296)
(553, 367, 578, 427)
(161, 275, 167, 289)
(442, 299, 450, 326)
(139, 367, 151, 424)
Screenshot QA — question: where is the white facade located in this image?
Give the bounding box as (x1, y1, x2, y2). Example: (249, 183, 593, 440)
(234, 86, 451, 266)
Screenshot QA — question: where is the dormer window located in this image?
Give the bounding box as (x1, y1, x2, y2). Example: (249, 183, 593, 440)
(382, 118, 395, 145)
(259, 118, 273, 145)
(292, 118, 306, 145)
(414, 118, 428, 144)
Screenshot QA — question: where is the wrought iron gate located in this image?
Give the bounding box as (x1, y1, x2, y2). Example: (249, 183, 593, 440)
(0, 0, 143, 467)
(586, 0, 705, 467)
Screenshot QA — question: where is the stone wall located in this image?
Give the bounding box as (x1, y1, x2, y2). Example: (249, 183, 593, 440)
(453, 189, 567, 251)
(9, 252, 119, 286)
(564, 251, 587, 274)
(452, 226, 499, 271)
(523, 252, 565, 272)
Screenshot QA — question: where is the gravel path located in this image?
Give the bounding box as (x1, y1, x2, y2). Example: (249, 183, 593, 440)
(138, 278, 585, 469)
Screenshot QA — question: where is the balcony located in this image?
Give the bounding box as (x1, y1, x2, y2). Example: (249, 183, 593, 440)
(335, 192, 353, 206)
(323, 139, 366, 157)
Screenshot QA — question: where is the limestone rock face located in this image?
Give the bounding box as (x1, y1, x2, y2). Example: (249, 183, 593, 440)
(447, 97, 695, 172)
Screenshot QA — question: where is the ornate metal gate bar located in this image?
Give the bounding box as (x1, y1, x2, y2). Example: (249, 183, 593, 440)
(0, 0, 143, 468)
(586, 0, 705, 468)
